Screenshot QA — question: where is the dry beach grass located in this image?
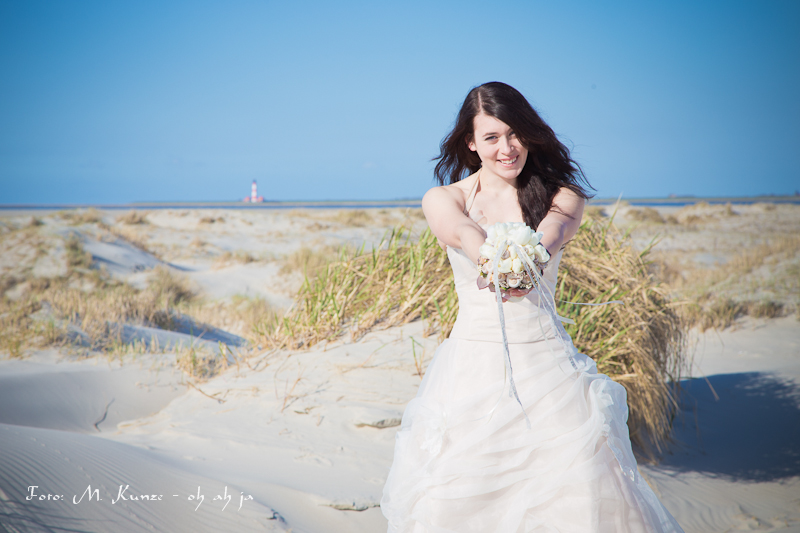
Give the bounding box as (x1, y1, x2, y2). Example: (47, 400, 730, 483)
(557, 218, 687, 456)
(620, 202, 800, 330)
(255, 227, 457, 350)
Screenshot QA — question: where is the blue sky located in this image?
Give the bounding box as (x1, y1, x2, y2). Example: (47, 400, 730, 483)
(1, 0, 798, 203)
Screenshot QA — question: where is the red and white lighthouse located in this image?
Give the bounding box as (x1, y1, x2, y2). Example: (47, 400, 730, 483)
(243, 180, 264, 202)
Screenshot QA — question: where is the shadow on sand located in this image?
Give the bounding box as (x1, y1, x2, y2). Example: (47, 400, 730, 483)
(658, 372, 800, 481)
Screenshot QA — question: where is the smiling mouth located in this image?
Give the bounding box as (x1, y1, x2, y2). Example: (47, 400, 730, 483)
(499, 156, 518, 166)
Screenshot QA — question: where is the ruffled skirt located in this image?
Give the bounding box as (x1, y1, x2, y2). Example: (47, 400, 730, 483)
(380, 337, 683, 533)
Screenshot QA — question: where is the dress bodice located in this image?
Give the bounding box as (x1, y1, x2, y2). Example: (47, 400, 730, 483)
(447, 245, 563, 344)
(445, 169, 564, 343)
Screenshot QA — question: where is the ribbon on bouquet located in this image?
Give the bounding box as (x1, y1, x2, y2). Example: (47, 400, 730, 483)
(489, 241, 623, 428)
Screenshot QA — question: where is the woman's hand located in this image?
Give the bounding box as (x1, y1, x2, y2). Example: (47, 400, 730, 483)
(479, 279, 532, 302)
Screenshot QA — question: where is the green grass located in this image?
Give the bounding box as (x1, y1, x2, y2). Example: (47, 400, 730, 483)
(256, 227, 455, 350)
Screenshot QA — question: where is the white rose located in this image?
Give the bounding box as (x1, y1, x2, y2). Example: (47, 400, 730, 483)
(508, 246, 518, 259)
(509, 225, 533, 246)
(498, 257, 513, 273)
(512, 257, 523, 273)
(533, 244, 551, 262)
(530, 231, 544, 246)
(479, 243, 496, 259)
(486, 224, 500, 243)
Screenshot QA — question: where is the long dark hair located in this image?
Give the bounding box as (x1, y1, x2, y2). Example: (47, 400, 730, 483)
(433, 82, 594, 230)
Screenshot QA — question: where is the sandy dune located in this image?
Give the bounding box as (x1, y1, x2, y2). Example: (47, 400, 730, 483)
(647, 316, 800, 532)
(2, 318, 797, 532)
(1, 205, 799, 532)
(0, 424, 288, 532)
(0, 350, 184, 433)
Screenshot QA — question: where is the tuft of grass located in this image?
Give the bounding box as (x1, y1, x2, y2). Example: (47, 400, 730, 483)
(627, 207, 665, 224)
(752, 202, 776, 212)
(671, 234, 800, 330)
(116, 210, 149, 225)
(0, 275, 21, 297)
(332, 209, 373, 227)
(0, 300, 40, 358)
(682, 297, 786, 331)
(186, 295, 276, 340)
(106, 225, 156, 255)
(59, 208, 104, 225)
(199, 216, 225, 224)
(6, 261, 197, 352)
(257, 227, 455, 350)
(673, 201, 737, 225)
(176, 343, 228, 380)
(27, 217, 44, 228)
(0, 257, 243, 382)
(582, 206, 606, 221)
(555, 218, 688, 458)
(688, 298, 744, 332)
(279, 245, 343, 277)
(213, 250, 257, 268)
(747, 300, 784, 318)
(226, 295, 275, 336)
(148, 265, 195, 304)
(0, 231, 242, 380)
(65, 234, 93, 270)
(403, 208, 426, 220)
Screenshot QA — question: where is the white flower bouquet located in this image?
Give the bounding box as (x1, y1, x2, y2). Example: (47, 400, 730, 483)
(477, 222, 551, 293)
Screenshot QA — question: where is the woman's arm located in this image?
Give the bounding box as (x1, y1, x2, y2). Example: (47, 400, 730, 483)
(422, 187, 486, 264)
(536, 188, 586, 255)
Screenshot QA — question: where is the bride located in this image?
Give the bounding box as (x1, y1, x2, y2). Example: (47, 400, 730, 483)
(380, 82, 683, 532)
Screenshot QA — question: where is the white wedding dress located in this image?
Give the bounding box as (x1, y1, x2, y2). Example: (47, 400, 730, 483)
(380, 184, 683, 532)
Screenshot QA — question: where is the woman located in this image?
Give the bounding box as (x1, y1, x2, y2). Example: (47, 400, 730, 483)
(380, 82, 683, 532)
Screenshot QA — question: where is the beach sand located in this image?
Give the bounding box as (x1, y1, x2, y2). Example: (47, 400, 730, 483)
(1, 205, 798, 532)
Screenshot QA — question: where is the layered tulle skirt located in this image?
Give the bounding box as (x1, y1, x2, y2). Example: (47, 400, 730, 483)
(380, 337, 683, 533)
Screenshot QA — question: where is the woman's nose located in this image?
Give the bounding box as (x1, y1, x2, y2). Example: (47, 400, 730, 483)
(500, 136, 514, 154)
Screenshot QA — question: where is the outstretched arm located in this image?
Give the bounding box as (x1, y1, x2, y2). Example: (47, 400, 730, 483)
(422, 187, 486, 264)
(537, 188, 585, 255)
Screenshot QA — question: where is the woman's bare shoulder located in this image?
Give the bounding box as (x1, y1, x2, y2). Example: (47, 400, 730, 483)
(550, 187, 586, 217)
(422, 173, 478, 209)
(424, 183, 464, 207)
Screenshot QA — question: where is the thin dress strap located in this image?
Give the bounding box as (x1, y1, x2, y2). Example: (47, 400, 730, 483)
(463, 169, 481, 216)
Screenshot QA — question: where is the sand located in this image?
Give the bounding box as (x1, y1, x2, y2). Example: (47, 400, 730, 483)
(1, 205, 798, 532)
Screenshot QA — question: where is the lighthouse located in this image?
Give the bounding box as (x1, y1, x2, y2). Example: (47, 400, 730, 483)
(243, 180, 264, 202)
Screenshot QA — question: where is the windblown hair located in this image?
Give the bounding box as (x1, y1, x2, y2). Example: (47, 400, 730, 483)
(434, 82, 594, 230)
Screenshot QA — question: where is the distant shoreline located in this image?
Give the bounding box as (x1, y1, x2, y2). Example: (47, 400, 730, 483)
(588, 195, 800, 206)
(1, 195, 799, 210)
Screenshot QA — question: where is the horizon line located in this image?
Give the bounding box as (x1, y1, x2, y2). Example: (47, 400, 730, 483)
(2, 193, 800, 210)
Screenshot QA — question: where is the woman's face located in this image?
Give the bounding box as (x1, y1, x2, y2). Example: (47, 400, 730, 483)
(468, 113, 529, 182)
